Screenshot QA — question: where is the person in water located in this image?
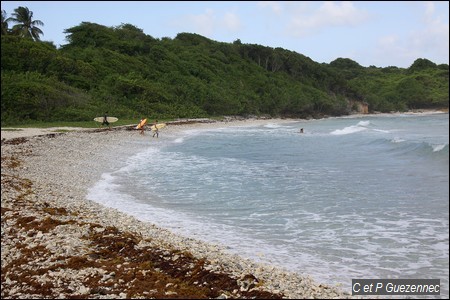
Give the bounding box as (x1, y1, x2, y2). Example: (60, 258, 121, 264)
(299, 128, 304, 133)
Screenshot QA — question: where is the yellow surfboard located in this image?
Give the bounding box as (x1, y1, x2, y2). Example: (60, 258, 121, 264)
(150, 123, 166, 131)
(136, 118, 147, 129)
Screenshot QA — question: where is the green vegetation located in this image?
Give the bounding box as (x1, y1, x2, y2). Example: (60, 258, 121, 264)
(3, 6, 44, 41)
(1, 18, 448, 126)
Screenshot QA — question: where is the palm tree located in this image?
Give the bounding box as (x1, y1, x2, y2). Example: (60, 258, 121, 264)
(1, 10, 9, 35)
(8, 6, 44, 41)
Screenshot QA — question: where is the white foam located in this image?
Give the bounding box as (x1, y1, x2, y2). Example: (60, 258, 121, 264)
(330, 125, 367, 135)
(372, 129, 390, 133)
(432, 143, 447, 152)
(357, 120, 370, 126)
(173, 137, 184, 143)
(391, 137, 406, 143)
(264, 123, 287, 129)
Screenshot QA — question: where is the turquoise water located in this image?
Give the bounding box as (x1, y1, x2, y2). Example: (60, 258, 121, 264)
(88, 113, 449, 297)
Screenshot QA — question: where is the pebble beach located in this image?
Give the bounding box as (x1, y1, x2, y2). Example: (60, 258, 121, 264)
(1, 120, 352, 299)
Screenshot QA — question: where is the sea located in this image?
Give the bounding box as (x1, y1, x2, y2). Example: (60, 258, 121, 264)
(87, 112, 449, 297)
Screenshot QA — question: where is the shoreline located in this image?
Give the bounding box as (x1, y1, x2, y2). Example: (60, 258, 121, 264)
(2, 108, 447, 140)
(1, 119, 351, 299)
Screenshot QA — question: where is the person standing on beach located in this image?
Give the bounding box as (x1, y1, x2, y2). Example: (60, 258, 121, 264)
(138, 117, 145, 135)
(102, 112, 110, 128)
(152, 119, 159, 138)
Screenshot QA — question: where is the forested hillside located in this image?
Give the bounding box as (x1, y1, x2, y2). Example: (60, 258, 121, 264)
(1, 22, 448, 126)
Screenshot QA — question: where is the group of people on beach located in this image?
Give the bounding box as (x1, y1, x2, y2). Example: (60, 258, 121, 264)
(101, 112, 160, 137)
(138, 118, 160, 138)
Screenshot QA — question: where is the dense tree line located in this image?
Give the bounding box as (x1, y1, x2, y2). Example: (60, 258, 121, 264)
(1, 19, 448, 126)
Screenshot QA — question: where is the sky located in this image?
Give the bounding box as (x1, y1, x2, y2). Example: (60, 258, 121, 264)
(2, 1, 449, 68)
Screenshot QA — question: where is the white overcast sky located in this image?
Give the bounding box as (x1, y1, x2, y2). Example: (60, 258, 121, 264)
(2, 1, 449, 68)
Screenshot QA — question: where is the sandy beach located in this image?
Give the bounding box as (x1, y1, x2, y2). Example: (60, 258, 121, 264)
(1, 119, 352, 299)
